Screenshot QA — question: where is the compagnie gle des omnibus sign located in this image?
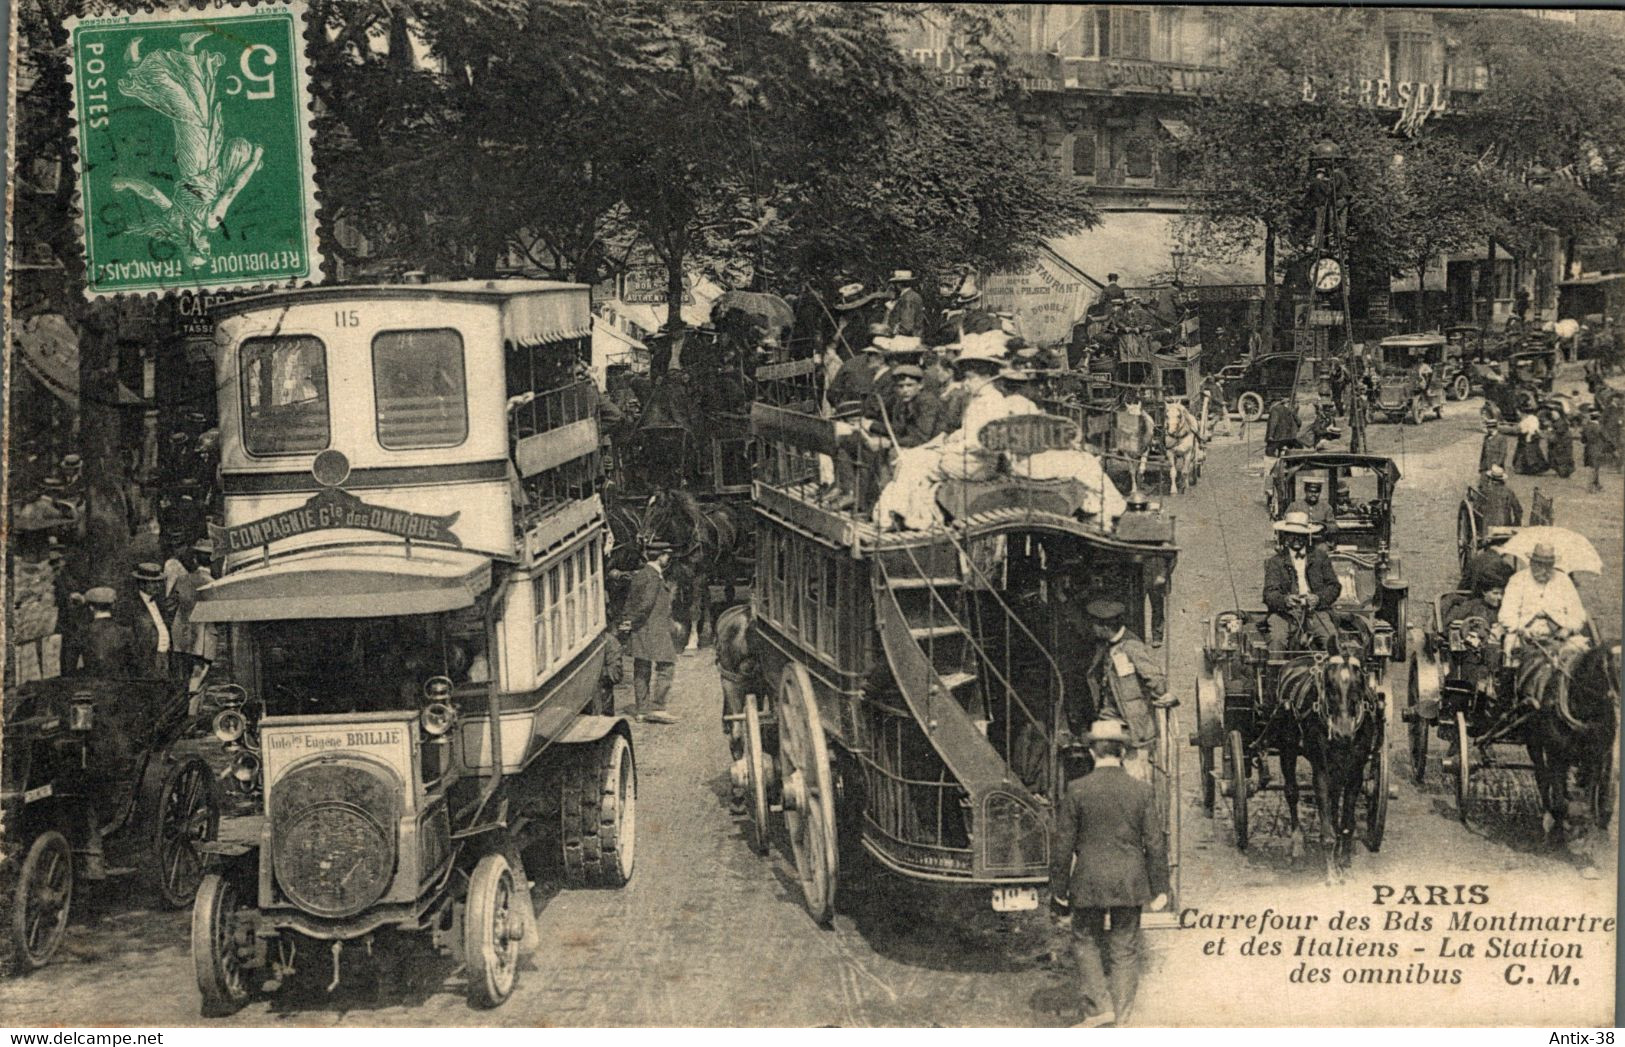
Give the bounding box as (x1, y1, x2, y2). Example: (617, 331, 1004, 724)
(222, 487, 462, 553)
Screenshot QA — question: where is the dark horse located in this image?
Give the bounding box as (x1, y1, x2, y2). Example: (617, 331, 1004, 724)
(1520, 636, 1621, 848)
(604, 480, 742, 650)
(1274, 652, 1382, 883)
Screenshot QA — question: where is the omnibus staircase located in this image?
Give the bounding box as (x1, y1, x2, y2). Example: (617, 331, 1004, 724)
(872, 538, 1061, 877)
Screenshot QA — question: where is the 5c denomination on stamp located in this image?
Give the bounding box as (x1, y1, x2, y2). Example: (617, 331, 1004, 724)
(65, 1, 322, 299)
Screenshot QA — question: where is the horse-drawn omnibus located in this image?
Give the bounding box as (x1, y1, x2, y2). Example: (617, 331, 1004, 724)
(717, 401, 1182, 924)
(188, 281, 635, 1012)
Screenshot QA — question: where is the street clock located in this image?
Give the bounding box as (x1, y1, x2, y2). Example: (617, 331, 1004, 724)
(1312, 256, 1343, 293)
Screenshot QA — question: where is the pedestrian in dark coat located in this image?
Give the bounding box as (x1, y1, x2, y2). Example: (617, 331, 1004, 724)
(79, 587, 134, 677)
(1050, 718, 1170, 1028)
(1582, 408, 1606, 492)
(1477, 465, 1522, 528)
(123, 562, 175, 680)
(1478, 416, 1510, 475)
(621, 542, 678, 723)
(1265, 397, 1300, 457)
(1546, 409, 1575, 478)
(1082, 599, 1169, 778)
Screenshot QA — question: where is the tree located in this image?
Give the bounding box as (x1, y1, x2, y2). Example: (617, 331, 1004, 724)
(1380, 137, 1500, 329)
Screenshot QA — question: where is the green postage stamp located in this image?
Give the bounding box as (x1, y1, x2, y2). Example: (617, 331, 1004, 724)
(65, 2, 322, 298)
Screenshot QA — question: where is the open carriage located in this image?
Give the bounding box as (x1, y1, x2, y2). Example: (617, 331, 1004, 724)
(187, 283, 635, 1013)
(1039, 358, 1206, 496)
(1456, 484, 1554, 577)
(1196, 453, 1407, 853)
(1, 677, 220, 975)
(722, 404, 1182, 924)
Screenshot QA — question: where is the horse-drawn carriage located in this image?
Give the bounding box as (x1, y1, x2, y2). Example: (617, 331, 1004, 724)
(1484, 346, 1562, 422)
(1405, 528, 1616, 838)
(1037, 356, 1206, 496)
(717, 404, 1182, 924)
(1370, 335, 1447, 425)
(1, 675, 220, 975)
(1456, 484, 1554, 577)
(1195, 454, 1407, 870)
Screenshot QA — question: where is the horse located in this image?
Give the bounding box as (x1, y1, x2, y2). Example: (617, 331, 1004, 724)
(1273, 651, 1382, 883)
(715, 603, 757, 811)
(1162, 399, 1202, 495)
(631, 487, 743, 650)
(1519, 635, 1621, 848)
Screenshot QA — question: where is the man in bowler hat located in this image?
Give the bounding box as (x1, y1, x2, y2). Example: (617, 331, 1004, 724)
(1050, 718, 1170, 1027)
(622, 541, 679, 723)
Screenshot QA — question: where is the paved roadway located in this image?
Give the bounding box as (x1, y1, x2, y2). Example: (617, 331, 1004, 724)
(3, 368, 1618, 1027)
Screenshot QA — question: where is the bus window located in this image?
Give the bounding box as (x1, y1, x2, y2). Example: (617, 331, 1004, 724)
(372, 329, 469, 449)
(240, 335, 329, 454)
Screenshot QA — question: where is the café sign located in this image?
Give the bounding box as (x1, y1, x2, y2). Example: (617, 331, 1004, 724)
(222, 487, 462, 553)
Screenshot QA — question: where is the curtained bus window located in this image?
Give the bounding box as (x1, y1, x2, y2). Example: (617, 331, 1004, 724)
(371, 329, 469, 449)
(240, 335, 329, 455)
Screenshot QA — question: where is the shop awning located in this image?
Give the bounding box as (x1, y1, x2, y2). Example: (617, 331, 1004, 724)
(191, 547, 492, 622)
(1158, 117, 1192, 141)
(11, 313, 146, 408)
(1047, 211, 1265, 292)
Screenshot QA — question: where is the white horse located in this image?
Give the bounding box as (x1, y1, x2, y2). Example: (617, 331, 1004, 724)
(1164, 399, 1203, 494)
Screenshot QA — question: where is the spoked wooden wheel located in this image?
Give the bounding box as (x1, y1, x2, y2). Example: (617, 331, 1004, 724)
(149, 758, 221, 909)
(775, 662, 838, 924)
(1453, 711, 1472, 823)
(6, 831, 73, 974)
(192, 873, 250, 1016)
(1456, 502, 1477, 576)
(1227, 729, 1249, 850)
(741, 694, 772, 856)
(1365, 717, 1390, 852)
(464, 853, 521, 1008)
(1406, 659, 1429, 785)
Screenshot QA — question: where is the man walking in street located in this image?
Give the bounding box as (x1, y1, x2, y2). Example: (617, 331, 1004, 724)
(622, 541, 679, 724)
(1050, 718, 1170, 1028)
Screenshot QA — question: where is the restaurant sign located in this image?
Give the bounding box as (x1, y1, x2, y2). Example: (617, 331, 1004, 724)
(222, 487, 462, 553)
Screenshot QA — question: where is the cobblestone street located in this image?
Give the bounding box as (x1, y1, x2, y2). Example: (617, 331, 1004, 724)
(2, 370, 1617, 1027)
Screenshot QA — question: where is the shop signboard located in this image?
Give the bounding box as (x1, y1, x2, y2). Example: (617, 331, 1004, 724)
(982, 250, 1092, 348)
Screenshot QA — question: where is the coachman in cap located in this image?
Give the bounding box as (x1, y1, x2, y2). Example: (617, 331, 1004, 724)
(1049, 717, 1170, 1027)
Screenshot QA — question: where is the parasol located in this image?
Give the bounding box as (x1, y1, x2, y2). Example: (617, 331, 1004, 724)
(1497, 526, 1604, 575)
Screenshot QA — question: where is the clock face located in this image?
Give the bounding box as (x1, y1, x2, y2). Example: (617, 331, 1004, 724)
(1313, 257, 1343, 292)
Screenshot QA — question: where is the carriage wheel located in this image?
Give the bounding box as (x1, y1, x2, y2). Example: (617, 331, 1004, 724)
(776, 662, 838, 924)
(1406, 397, 1424, 426)
(2, 831, 73, 975)
(1227, 729, 1249, 850)
(147, 757, 221, 909)
(1365, 718, 1391, 852)
(741, 694, 771, 856)
(1452, 710, 1472, 823)
(1199, 744, 1217, 815)
(1406, 659, 1429, 785)
(1238, 392, 1264, 423)
(1588, 747, 1616, 830)
(1451, 375, 1472, 402)
(1456, 503, 1477, 576)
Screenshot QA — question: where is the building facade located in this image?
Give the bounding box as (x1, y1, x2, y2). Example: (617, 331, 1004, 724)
(894, 5, 1618, 345)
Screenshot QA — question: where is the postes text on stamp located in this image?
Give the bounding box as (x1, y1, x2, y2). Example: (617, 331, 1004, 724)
(66, 2, 322, 299)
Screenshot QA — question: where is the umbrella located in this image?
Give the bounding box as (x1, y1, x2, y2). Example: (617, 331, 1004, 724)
(1497, 526, 1604, 576)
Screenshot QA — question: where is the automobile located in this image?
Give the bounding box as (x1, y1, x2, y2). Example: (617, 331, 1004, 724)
(1, 675, 220, 975)
(1213, 352, 1315, 422)
(1482, 346, 1561, 420)
(1441, 324, 1498, 401)
(1371, 335, 1447, 424)
(189, 282, 636, 1014)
